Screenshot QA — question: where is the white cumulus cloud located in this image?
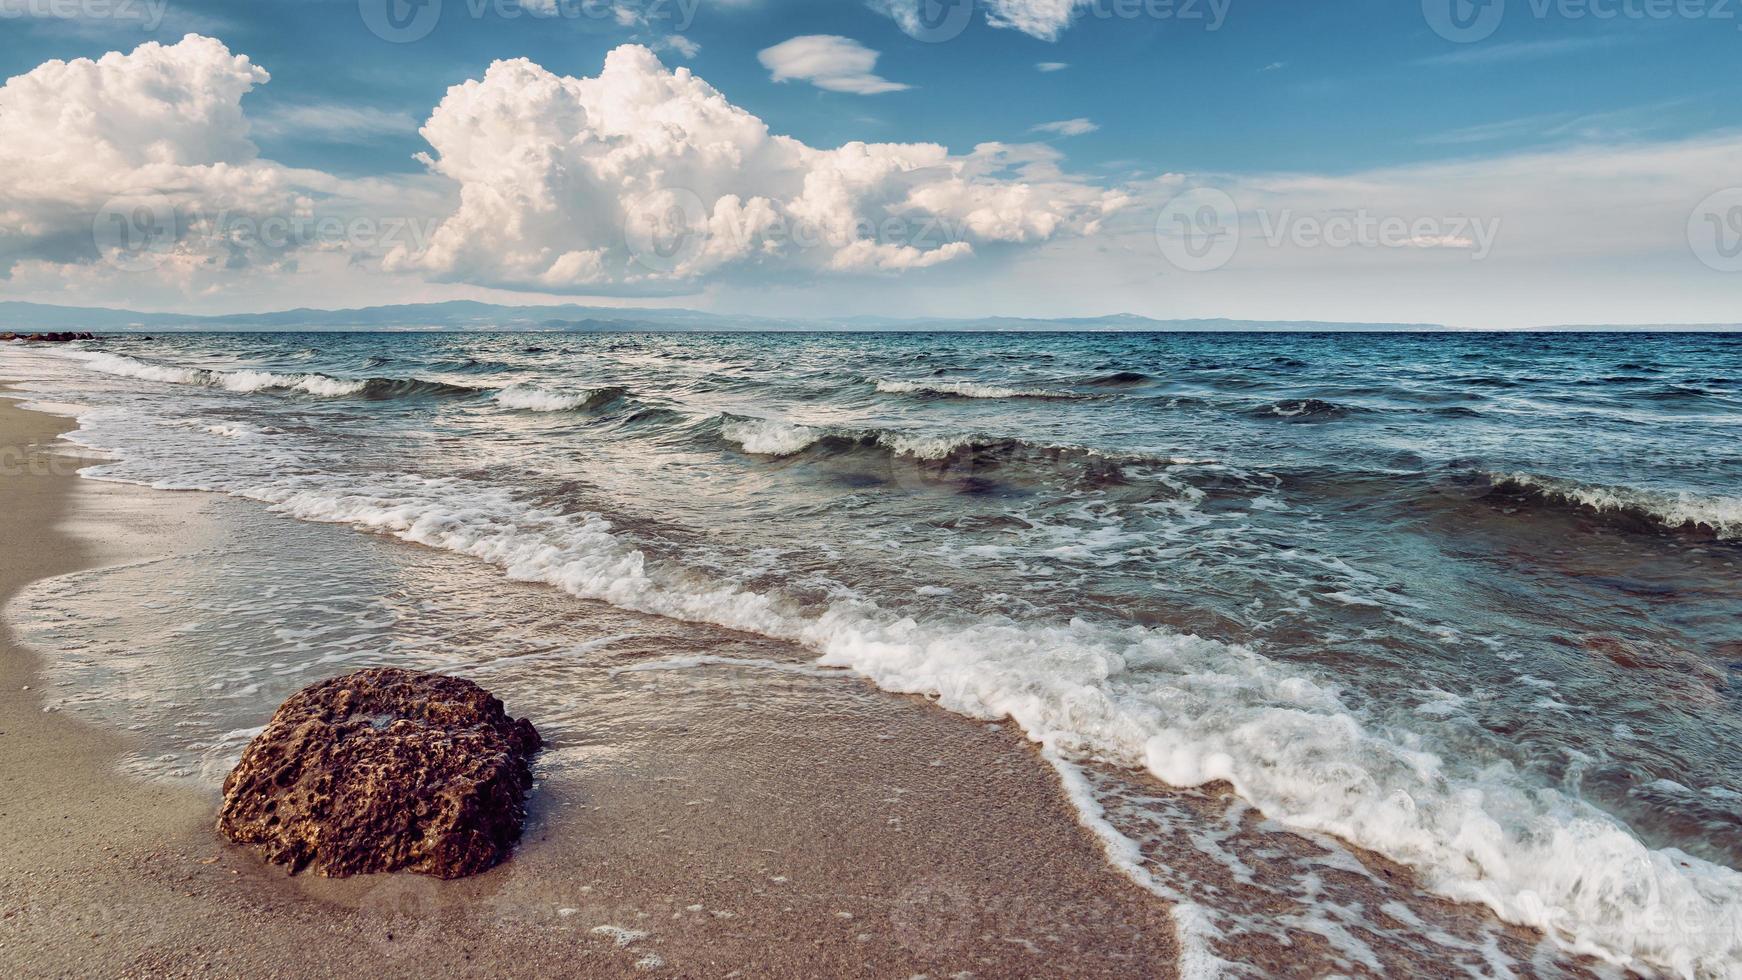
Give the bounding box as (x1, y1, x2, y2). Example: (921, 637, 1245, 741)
(0, 34, 283, 279)
(0, 34, 440, 296)
(757, 35, 909, 95)
(387, 44, 1125, 294)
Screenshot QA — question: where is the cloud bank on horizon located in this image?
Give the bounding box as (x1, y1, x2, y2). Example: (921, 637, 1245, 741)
(0, 0, 1737, 328)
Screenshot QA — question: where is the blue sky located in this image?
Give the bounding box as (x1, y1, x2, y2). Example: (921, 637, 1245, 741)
(1, 0, 1739, 326)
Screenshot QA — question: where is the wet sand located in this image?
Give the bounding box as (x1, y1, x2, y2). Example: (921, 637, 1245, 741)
(0, 391, 1178, 977)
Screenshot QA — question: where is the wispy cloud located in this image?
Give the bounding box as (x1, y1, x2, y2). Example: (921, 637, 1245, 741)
(1415, 36, 1625, 67)
(655, 35, 700, 58)
(758, 35, 909, 95)
(1037, 61, 1069, 72)
(1260, 61, 1286, 72)
(1419, 100, 1688, 146)
(1032, 118, 1099, 137)
(871, 0, 1088, 42)
(983, 0, 1087, 41)
(253, 104, 422, 143)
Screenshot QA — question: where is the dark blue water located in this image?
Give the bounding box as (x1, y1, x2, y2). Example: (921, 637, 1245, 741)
(8, 331, 1741, 975)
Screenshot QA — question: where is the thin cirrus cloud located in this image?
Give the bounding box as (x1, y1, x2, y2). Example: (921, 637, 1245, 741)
(252, 104, 422, 143)
(757, 35, 909, 95)
(1032, 118, 1099, 137)
(871, 0, 1086, 41)
(1037, 62, 1070, 72)
(1413, 36, 1626, 67)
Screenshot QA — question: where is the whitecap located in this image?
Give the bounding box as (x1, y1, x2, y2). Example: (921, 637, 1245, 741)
(719, 416, 823, 456)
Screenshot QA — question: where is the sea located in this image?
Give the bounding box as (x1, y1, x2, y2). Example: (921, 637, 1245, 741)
(4, 330, 1739, 977)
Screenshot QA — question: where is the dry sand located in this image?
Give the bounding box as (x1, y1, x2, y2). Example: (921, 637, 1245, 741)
(0, 391, 1178, 977)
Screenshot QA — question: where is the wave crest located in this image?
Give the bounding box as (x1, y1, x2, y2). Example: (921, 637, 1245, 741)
(70, 352, 488, 402)
(227, 471, 1742, 977)
(719, 416, 825, 456)
(1254, 398, 1357, 421)
(494, 385, 628, 413)
(875, 379, 1080, 401)
(1486, 472, 1741, 540)
(79, 353, 368, 397)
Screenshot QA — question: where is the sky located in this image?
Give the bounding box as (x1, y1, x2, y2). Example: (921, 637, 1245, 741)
(0, 0, 1738, 327)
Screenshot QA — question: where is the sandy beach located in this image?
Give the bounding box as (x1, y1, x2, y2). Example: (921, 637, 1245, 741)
(0, 390, 1179, 977)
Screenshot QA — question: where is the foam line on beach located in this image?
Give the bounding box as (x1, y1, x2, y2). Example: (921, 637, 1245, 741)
(111, 467, 1741, 977)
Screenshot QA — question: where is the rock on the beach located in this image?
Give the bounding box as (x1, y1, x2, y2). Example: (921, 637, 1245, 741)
(217, 667, 541, 879)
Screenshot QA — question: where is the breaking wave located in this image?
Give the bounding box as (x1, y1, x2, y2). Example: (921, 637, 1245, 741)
(111, 462, 1742, 977)
(77, 352, 368, 397)
(874, 379, 1082, 400)
(493, 385, 630, 413)
(719, 416, 825, 456)
(1485, 472, 1742, 540)
(711, 416, 1201, 474)
(1253, 398, 1360, 421)
(68, 352, 480, 402)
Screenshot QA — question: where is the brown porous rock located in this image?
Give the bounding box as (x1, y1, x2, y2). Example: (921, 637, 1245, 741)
(218, 667, 541, 879)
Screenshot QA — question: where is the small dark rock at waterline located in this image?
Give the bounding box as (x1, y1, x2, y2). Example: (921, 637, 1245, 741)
(218, 667, 541, 879)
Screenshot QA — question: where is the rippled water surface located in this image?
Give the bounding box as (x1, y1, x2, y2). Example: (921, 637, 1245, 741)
(5, 330, 1739, 976)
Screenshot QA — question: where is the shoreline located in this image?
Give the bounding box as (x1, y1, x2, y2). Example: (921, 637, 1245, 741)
(0, 391, 1180, 977)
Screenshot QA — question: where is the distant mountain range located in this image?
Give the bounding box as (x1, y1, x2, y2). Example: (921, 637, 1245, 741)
(0, 300, 1733, 332)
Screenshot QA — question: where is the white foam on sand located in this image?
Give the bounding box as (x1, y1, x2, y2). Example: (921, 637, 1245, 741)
(210, 472, 1742, 977)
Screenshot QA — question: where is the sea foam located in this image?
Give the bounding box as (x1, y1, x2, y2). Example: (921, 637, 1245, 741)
(719, 417, 823, 456)
(493, 385, 600, 412)
(875, 379, 1077, 400)
(1491, 471, 1742, 539)
(75, 352, 367, 397)
(210, 470, 1742, 978)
